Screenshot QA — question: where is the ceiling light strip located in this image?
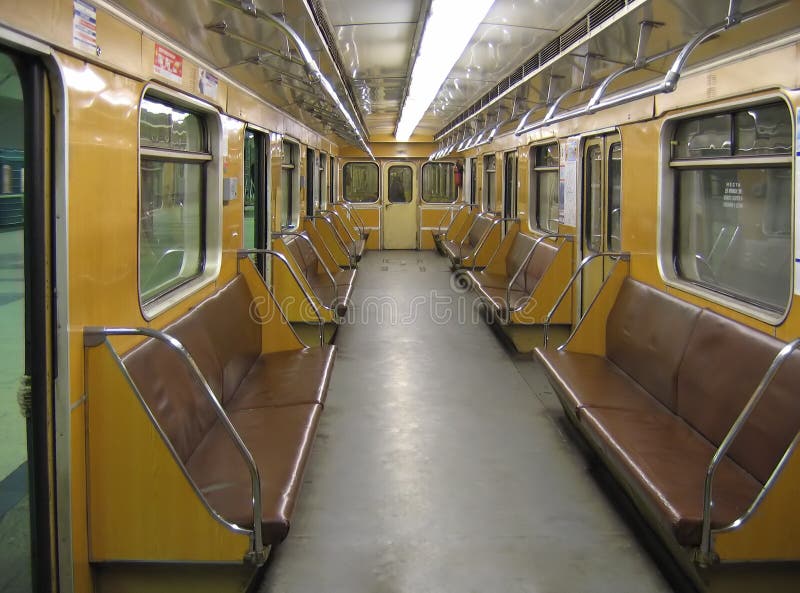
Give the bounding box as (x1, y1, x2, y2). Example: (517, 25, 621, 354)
(395, 0, 495, 142)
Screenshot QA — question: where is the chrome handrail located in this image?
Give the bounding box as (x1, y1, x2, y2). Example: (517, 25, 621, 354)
(515, 1, 784, 135)
(83, 326, 267, 564)
(699, 338, 800, 564)
(457, 212, 486, 257)
(506, 233, 573, 318)
(543, 251, 629, 348)
(274, 231, 339, 294)
(321, 208, 358, 243)
(237, 248, 325, 346)
(435, 203, 479, 237)
(308, 214, 356, 268)
(468, 217, 518, 269)
(337, 202, 367, 237)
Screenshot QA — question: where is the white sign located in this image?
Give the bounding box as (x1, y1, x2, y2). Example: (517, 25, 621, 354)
(199, 69, 219, 100)
(560, 137, 579, 226)
(72, 0, 97, 54)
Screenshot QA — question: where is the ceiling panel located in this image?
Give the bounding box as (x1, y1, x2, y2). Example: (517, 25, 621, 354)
(483, 0, 593, 30)
(336, 22, 416, 79)
(324, 0, 421, 26)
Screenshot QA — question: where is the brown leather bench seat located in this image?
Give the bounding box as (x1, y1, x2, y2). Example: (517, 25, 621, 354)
(441, 213, 494, 266)
(535, 278, 800, 549)
(467, 232, 558, 315)
(283, 231, 355, 315)
(123, 275, 336, 545)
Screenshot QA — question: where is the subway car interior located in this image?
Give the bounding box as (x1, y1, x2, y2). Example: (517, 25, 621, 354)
(2, 0, 800, 592)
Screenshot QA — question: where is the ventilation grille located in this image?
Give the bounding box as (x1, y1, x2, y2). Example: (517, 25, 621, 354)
(436, 0, 633, 139)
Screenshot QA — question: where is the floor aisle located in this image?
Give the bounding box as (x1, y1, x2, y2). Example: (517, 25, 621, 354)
(258, 250, 674, 593)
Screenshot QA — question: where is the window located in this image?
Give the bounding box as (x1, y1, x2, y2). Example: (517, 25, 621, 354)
(388, 165, 413, 203)
(306, 147, 315, 216)
(319, 151, 327, 210)
(139, 95, 212, 303)
(421, 162, 455, 203)
(329, 155, 336, 204)
(468, 157, 477, 205)
(530, 143, 559, 232)
(671, 101, 792, 312)
(244, 129, 270, 273)
(502, 151, 517, 219)
(343, 161, 378, 202)
(281, 140, 299, 228)
(483, 154, 496, 211)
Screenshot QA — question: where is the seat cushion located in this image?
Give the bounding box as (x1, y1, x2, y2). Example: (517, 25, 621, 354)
(186, 404, 322, 545)
(677, 310, 800, 484)
(581, 407, 760, 546)
(474, 284, 528, 313)
(606, 279, 701, 412)
(226, 346, 336, 411)
(467, 271, 509, 290)
(535, 350, 665, 417)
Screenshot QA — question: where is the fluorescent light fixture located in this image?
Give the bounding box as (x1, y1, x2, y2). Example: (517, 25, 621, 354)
(395, 0, 494, 141)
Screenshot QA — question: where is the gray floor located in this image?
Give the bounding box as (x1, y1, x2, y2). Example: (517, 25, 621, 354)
(258, 250, 674, 593)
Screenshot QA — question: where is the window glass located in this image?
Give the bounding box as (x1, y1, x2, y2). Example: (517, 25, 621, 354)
(139, 96, 207, 302)
(388, 165, 413, 203)
(140, 99, 203, 152)
(607, 143, 622, 251)
(673, 113, 731, 159)
(244, 130, 257, 250)
(483, 154, 496, 211)
(531, 143, 559, 232)
(469, 157, 477, 205)
(421, 162, 455, 203)
(503, 151, 517, 218)
(319, 152, 327, 210)
(672, 101, 792, 312)
(584, 145, 602, 252)
(734, 103, 792, 156)
(306, 147, 315, 216)
(343, 161, 379, 202)
(281, 140, 298, 227)
(329, 155, 335, 204)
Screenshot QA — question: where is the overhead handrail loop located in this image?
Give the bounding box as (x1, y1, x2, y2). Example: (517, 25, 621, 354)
(516, 0, 784, 136)
(543, 251, 630, 348)
(83, 326, 267, 564)
(208, 0, 373, 159)
(273, 231, 339, 297)
(505, 234, 574, 320)
(237, 248, 325, 346)
(699, 338, 800, 564)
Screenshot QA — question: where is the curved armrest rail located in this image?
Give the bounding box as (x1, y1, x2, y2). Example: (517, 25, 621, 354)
(83, 326, 267, 564)
(543, 251, 629, 348)
(699, 337, 800, 565)
(238, 248, 325, 346)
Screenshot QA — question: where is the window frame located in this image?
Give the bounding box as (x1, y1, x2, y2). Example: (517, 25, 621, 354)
(658, 94, 794, 324)
(502, 150, 518, 219)
(483, 153, 496, 212)
(343, 160, 380, 203)
(137, 85, 223, 320)
(529, 142, 560, 233)
(281, 138, 300, 229)
(421, 161, 457, 204)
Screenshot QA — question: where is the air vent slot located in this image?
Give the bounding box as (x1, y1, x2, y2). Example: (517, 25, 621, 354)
(589, 0, 626, 31)
(560, 20, 587, 50)
(436, 0, 632, 139)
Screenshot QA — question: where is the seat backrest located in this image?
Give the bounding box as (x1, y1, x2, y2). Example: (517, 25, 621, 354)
(283, 233, 321, 277)
(606, 278, 701, 412)
(523, 240, 558, 294)
(677, 310, 800, 484)
(467, 215, 493, 248)
(122, 276, 261, 463)
(505, 233, 536, 291)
